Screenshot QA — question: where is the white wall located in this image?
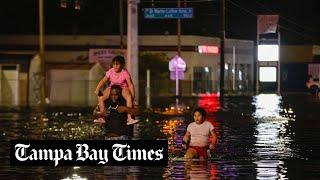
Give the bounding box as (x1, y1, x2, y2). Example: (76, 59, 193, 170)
(49, 69, 90, 106)
(0, 65, 19, 106)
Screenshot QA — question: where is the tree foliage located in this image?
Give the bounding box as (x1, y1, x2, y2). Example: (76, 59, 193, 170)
(139, 52, 169, 80)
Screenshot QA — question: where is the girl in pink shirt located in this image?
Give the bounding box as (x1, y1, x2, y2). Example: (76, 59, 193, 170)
(94, 55, 138, 125)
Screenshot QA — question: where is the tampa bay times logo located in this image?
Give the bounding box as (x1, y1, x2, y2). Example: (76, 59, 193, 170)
(10, 140, 168, 166)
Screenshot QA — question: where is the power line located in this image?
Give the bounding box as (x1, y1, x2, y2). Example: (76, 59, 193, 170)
(278, 25, 315, 42)
(253, 0, 317, 33)
(227, 0, 316, 42)
(227, 0, 256, 16)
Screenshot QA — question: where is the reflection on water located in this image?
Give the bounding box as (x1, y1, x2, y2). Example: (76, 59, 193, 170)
(253, 94, 297, 179)
(160, 118, 186, 157)
(1, 94, 320, 179)
(186, 161, 219, 179)
(253, 94, 282, 118)
(164, 161, 219, 179)
(254, 160, 287, 180)
(62, 173, 87, 180)
(253, 94, 296, 158)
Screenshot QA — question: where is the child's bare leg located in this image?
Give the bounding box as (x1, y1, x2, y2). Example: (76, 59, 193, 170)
(122, 88, 138, 125)
(98, 87, 110, 113)
(184, 148, 197, 160)
(122, 88, 133, 107)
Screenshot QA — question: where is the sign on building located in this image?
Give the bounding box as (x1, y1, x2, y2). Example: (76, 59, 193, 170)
(257, 15, 279, 34)
(89, 49, 126, 70)
(256, 14, 280, 93)
(198, 45, 219, 54)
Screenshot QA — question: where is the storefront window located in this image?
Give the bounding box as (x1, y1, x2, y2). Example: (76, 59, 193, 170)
(193, 66, 212, 93)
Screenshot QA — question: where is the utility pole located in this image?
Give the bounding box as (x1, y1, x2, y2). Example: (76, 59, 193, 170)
(177, 0, 181, 56)
(277, 26, 281, 94)
(174, 0, 182, 106)
(119, 0, 124, 48)
(220, 0, 225, 98)
(39, 0, 46, 107)
(256, 18, 259, 94)
(127, 0, 139, 104)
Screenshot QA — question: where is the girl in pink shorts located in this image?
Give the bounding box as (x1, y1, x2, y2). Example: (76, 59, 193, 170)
(94, 55, 138, 125)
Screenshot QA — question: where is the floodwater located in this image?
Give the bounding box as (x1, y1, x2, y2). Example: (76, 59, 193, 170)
(1, 93, 320, 179)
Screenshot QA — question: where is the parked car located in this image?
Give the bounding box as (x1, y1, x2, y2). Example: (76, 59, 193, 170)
(306, 75, 320, 94)
(307, 64, 320, 95)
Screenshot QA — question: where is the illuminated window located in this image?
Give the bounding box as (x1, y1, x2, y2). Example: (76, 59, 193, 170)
(258, 45, 279, 61)
(259, 67, 276, 82)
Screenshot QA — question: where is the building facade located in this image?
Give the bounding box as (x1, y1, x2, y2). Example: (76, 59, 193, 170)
(0, 35, 254, 107)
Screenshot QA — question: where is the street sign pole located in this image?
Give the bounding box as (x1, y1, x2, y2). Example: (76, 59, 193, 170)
(146, 69, 151, 108)
(169, 55, 186, 107)
(176, 66, 179, 105)
(176, 0, 181, 106)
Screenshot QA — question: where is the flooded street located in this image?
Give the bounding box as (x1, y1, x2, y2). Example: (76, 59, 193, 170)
(1, 93, 320, 179)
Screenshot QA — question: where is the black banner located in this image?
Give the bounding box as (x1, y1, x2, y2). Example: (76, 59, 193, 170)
(10, 140, 168, 167)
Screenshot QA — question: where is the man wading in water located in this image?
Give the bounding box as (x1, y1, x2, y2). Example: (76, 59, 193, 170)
(94, 85, 141, 140)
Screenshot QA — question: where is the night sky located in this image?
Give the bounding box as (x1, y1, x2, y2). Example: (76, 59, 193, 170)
(1, 0, 320, 45)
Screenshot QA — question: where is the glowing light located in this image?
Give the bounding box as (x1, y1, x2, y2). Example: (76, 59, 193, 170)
(204, 67, 209, 72)
(198, 45, 219, 54)
(198, 93, 220, 113)
(281, 107, 296, 121)
(255, 160, 287, 179)
(259, 67, 277, 82)
(253, 94, 281, 118)
(258, 44, 279, 61)
(253, 94, 296, 161)
(239, 70, 242, 81)
(224, 64, 228, 70)
(62, 174, 87, 180)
